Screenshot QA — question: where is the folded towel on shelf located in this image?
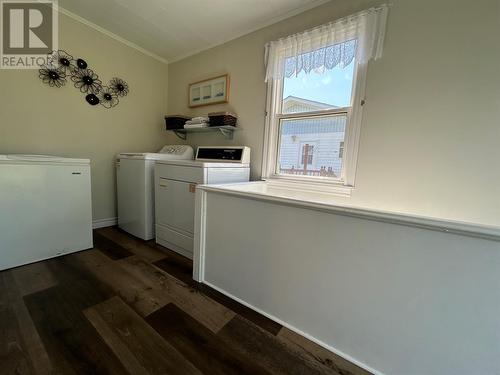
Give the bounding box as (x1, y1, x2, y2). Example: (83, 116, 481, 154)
(186, 117, 209, 124)
(191, 116, 209, 122)
(184, 123, 209, 129)
(185, 121, 209, 125)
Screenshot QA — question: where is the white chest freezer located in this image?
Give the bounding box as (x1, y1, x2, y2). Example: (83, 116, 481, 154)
(0, 154, 93, 270)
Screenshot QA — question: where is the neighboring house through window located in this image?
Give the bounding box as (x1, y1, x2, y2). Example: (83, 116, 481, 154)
(262, 5, 388, 194)
(301, 143, 314, 166)
(278, 96, 346, 179)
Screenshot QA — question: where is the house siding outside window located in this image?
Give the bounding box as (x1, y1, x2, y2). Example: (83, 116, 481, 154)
(279, 96, 345, 178)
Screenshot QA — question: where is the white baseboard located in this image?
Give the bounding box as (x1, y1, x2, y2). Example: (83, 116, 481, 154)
(203, 280, 383, 375)
(156, 237, 194, 260)
(92, 217, 118, 229)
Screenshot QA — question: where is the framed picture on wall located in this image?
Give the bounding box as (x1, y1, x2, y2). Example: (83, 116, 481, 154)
(188, 74, 229, 107)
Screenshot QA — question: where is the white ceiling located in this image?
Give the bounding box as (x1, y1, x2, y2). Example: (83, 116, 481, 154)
(59, 0, 329, 63)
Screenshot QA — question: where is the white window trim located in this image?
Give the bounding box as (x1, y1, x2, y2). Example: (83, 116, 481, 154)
(261, 58, 369, 196)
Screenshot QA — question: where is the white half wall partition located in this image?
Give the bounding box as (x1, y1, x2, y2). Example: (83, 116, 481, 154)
(193, 182, 500, 375)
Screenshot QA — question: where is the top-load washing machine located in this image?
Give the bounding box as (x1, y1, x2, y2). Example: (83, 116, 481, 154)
(154, 146, 250, 258)
(116, 145, 194, 240)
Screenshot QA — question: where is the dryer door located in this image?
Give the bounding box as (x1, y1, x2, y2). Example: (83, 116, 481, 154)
(155, 178, 195, 235)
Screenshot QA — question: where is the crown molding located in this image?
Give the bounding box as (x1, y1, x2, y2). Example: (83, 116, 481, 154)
(168, 0, 331, 63)
(58, 6, 168, 64)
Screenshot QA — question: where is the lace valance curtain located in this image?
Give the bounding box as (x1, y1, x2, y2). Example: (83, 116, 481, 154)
(264, 5, 389, 82)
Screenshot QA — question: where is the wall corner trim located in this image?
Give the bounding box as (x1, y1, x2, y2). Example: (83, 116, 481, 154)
(58, 6, 169, 65)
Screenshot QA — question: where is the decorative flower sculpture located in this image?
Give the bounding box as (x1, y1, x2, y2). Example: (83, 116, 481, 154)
(36, 49, 129, 108)
(85, 94, 100, 106)
(47, 50, 73, 71)
(75, 58, 88, 70)
(71, 68, 102, 94)
(39, 66, 66, 87)
(109, 77, 129, 97)
(97, 86, 119, 108)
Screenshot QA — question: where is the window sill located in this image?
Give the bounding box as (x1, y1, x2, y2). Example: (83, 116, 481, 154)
(264, 176, 353, 197)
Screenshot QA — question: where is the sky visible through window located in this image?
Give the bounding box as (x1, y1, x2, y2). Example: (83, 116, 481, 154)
(282, 60, 355, 108)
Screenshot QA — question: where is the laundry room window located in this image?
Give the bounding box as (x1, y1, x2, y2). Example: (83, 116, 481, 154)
(262, 5, 389, 194)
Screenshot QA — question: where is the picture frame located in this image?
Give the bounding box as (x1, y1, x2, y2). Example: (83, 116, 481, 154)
(188, 74, 229, 108)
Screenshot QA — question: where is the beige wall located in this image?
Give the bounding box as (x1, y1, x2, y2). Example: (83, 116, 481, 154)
(0, 13, 169, 221)
(167, 0, 500, 226)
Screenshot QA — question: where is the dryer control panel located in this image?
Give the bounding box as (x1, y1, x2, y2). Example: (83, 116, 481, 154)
(195, 146, 250, 163)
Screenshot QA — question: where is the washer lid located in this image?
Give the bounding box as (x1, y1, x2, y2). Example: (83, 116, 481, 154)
(118, 152, 194, 161)
(118, 145, 194, 161)
(117, 152, 149, 159)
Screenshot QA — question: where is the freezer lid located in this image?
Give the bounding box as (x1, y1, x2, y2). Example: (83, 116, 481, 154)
(0, 154, 90, 164)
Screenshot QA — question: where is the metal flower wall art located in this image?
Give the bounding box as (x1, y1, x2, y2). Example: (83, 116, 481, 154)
(38, 50, 129, 109)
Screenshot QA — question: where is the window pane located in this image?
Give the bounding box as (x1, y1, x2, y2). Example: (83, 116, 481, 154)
(278, 115, 346, 179)
(282, 60, 355, 114)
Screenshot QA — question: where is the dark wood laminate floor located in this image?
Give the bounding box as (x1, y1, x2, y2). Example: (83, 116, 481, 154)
(0, 227, 371, 375)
